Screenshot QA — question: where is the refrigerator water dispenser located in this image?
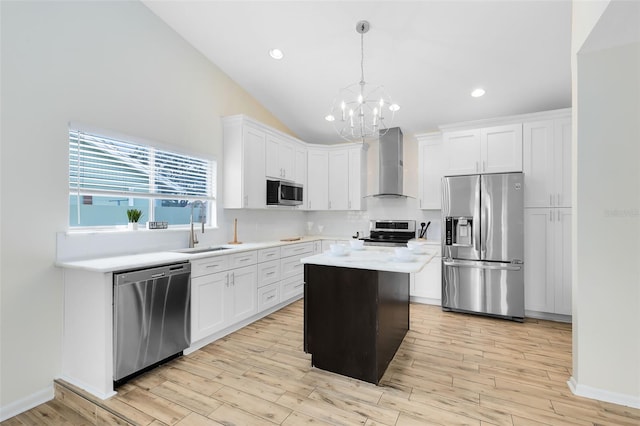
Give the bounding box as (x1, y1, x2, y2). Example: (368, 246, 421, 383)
(445, 216, 473, 247)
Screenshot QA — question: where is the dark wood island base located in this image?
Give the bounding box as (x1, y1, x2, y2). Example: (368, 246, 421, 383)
(303, 264, 409, 384)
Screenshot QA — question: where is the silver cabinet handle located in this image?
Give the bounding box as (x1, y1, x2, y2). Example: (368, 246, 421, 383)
(482, 161, 486, 172)
(206, 264, 221, 269)
(225, 273, 229, 287)
(557, 210, 560, 222)
(550, 210, 553, 221)
(267, 294, 276, 300)
(266, 271, 275, 276)
(550, 194, 553, 206)
(557, 193, 561, 206)
(476, 161, 479, 172)
(231, 272, 235, 286)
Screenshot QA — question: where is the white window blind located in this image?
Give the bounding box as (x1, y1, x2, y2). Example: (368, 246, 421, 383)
(69, 129, 214, 199)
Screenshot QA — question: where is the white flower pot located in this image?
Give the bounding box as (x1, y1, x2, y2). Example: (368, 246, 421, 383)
(128, 222, 139, 231)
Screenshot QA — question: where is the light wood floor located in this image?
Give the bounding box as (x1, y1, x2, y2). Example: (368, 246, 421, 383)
(4, 300, 640, 425)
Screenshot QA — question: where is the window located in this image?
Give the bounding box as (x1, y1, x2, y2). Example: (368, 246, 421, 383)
(69, 127, 216, 228)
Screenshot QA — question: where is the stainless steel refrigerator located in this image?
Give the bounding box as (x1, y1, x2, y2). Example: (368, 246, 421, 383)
(441, 172, 524, 321)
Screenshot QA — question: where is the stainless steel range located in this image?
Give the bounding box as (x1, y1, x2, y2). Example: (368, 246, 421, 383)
(362, 220, 416, 247)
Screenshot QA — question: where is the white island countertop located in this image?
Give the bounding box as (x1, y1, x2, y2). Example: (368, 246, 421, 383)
(301, 246, 436, 274)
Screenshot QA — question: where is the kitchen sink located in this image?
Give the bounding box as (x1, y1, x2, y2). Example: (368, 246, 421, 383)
(172, 246, 230, 254)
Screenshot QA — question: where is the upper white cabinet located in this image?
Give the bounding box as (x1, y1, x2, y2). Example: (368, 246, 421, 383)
(417, 132, 445, 210)
(348, 147, 366, 210)
(266, 134, 295, 181)
(223, 116, 267, 209)
(444, 124, 523, 175)
(328, 149, 349, 210)
(523, 116, 572, 208)
(307, 145, 365, 211)
(307, 149, 329, 210)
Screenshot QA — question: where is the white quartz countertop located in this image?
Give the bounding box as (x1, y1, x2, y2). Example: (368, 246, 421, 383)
(300, 246, 436, 274)
(56, 237, 328, 273)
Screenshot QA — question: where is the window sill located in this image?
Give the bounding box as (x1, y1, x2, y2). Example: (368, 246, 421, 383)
(65, 225, 219, 236)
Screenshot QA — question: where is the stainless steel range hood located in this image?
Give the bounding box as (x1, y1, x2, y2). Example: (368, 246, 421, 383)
(372, 127, 406, 198)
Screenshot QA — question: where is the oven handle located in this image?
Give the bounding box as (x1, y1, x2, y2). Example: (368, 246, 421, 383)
(443, 259, 522, 271)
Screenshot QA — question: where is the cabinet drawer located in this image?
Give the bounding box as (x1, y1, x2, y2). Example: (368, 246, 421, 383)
(281, 275, 304, 301)
(257, 260, 280, 288)
(280, 254, 305, 280)
(258, 246, 281, 263)
(257, 283, 280, 312)
(229, 251, 257, 268)
(191, 255, 230, 277)
(280, 242, 313, 258)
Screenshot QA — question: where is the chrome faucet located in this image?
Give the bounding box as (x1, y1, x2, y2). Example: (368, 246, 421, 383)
(189, 200, 206, 248)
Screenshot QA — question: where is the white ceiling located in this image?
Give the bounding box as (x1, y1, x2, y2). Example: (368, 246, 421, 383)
(142, 1, 572, 144)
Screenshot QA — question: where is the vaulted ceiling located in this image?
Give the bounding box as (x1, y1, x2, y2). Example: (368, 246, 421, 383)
(143, 1, 572, 144)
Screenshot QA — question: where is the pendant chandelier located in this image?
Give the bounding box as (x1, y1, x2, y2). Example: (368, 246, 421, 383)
(325, 20, 399, 143)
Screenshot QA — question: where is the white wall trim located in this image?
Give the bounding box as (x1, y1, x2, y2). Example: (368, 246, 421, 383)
(437, 107, 572, 132)
(568, 376, 640, 409)
(0, 385, 54, 422)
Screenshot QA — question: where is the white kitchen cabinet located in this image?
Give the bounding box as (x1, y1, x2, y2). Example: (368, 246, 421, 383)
(295, 146, 308, 194)
(410, 244, 442, 304)
(348, 147, 366, 210)
(444, 124, 522, 176)
(524, 208, 572, 316)
(307, 149, 329, 210)
(223, 116, 267, 209)
(481, 124, 523, 174)
(191, 271, 228, 342)
(417, 132, 445, 209)
(523, 116, 572, 208)
(266, 134, 295, 181)
(227, 264, 258, 324)
(191, 252, 257, 343)
(329, 149, 349, 210)
(444, 129, 481, 175)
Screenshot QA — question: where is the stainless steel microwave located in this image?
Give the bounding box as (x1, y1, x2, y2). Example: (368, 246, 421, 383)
(266, 180, 303, 206)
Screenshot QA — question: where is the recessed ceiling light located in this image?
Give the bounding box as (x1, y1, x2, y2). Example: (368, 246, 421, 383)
(471, 88, 486, 98)
(389, 104, 400, 112)
(269, 48, 284, 60)
(325, 114, 335, 122)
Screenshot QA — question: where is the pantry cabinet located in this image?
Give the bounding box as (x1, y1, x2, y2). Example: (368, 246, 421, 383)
(523, 116, 572, 208)
(524, 208, 572, 316)
(309, 145, 365, 211)
(444, 124, 523, 175)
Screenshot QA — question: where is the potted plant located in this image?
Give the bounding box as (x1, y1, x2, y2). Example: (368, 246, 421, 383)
(126, 209, 143, 230)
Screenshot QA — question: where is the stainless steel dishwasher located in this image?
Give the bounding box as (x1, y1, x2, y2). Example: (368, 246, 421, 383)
(113, 262, 191, 385)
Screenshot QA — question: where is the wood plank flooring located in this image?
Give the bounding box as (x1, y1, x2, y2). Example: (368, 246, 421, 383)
(4, 300, 640, 425)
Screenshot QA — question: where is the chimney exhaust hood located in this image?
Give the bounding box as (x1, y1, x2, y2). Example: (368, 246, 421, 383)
(371, 127, 407, 198)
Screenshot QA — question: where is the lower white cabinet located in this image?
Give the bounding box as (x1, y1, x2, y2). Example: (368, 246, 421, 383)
(524, 208, 572, 316)
(191, 256, 257, 343)
(410, 244, 442, 304)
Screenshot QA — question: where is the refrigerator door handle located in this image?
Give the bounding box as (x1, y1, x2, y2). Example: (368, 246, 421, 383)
(479, 176, 488, 258)
(443, 259, 522, 271)
(474, 177, 482, 256)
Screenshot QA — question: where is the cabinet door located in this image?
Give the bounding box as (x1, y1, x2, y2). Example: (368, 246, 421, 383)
(328, 149, 349, 210)
(265, 134, 281, 179)
(307, 149, 329, 210)
(410, 256, 441, 302)
(524, 209, 554, 313)
(279, 141, 295, 180)
(228, 265, 257, 324)
(554, 208, 572, 315)
(481, 124, 523, 174)
(295, 147, 307, 187)
(444, 130, 481, 175)
(348, 147, 364, 210)
(191, 271, 228, 342)
(418, 136, 444, 209)
(243, 126, 267, 208)
(523, 120, 555, 207)
(554, 118, 572, 207)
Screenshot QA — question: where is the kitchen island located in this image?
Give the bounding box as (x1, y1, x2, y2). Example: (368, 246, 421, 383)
(301, 247, 434, 384)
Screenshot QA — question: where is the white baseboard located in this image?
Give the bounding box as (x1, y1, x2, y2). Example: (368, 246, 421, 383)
(525, 310, 572, 323)
(568, 376, 640, 409)
(410, 296, 441, 306)
(0, 384, 54, 422)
